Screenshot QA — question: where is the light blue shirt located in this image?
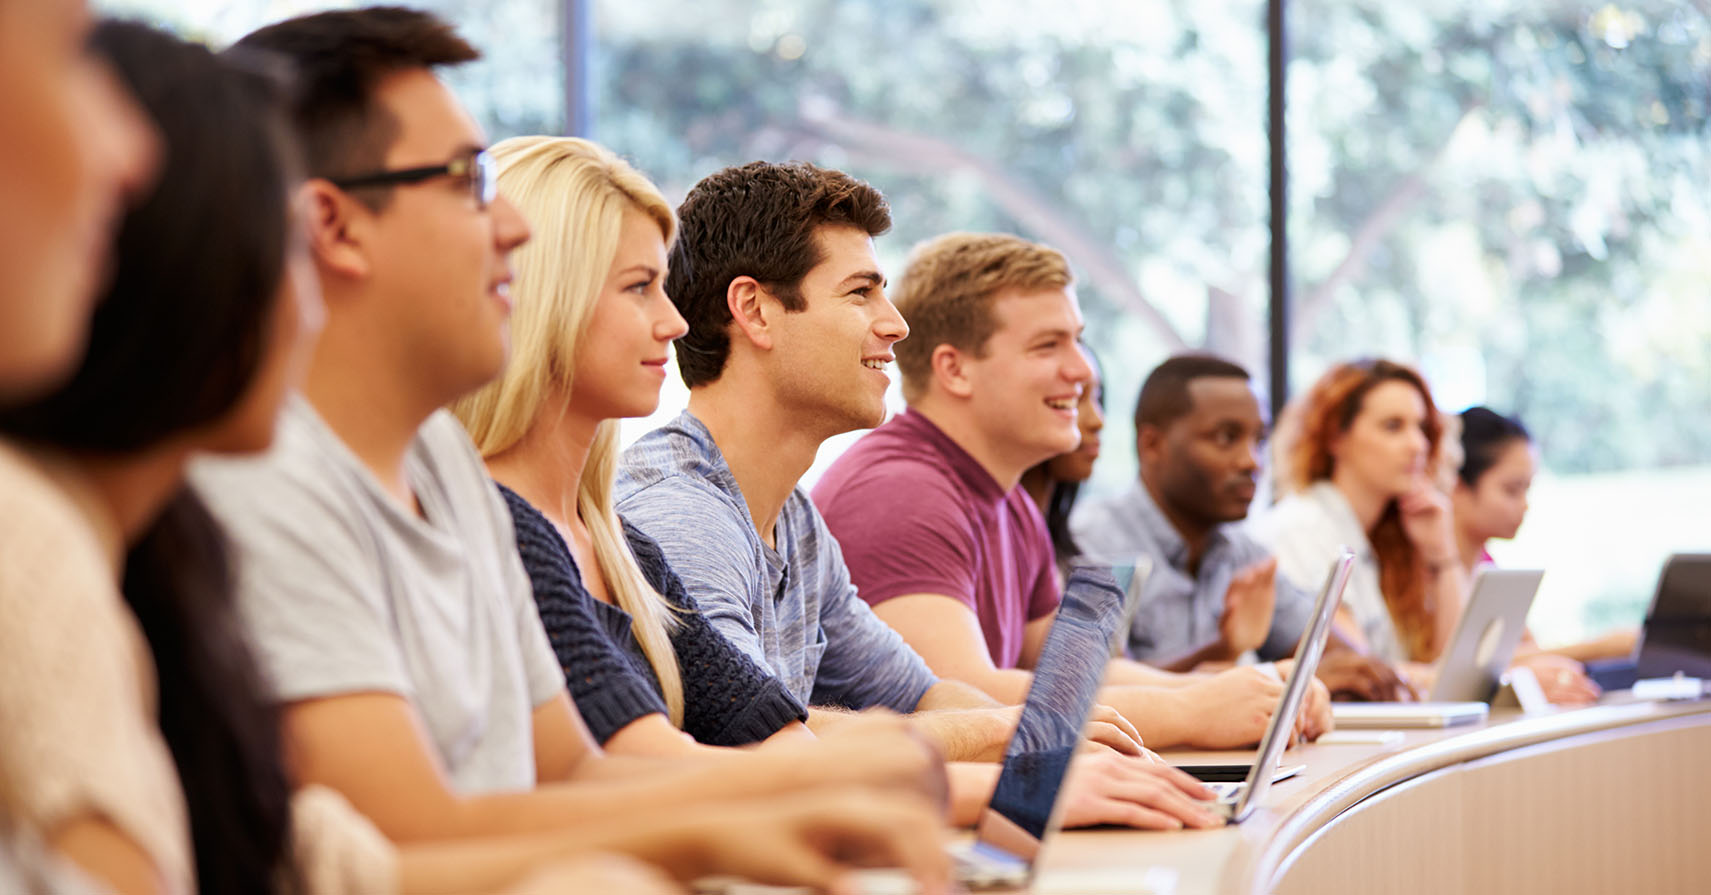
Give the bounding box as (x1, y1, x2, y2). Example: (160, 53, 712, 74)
(615, 411, 938, 712)
(1071, 481, 1314, 663)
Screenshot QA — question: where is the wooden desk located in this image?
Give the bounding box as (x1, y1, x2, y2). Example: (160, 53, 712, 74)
(1032, 698, 1711, 895)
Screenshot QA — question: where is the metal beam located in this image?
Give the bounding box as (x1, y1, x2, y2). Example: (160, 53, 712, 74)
(561, 0, 592, 136)
(1267, 0, 1290, 424)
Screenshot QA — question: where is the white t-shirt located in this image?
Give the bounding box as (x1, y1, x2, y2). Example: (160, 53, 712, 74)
(1253, 481, 1407, 663)
(190, 397, 565, 794)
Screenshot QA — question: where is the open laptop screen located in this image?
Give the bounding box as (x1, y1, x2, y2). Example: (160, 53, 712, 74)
(981, 564, 1134, 847)
(1637, 553, 1711, 679)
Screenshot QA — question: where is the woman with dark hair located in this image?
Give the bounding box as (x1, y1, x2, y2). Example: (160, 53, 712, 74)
(1019, 345, 1104, 576)
(1255, 358, 1462, 669)
(1452, 407, 1626, 700)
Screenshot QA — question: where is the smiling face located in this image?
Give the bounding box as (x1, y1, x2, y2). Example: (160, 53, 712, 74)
(0, 0, 156, 396)
(570, 207, 688, 422)
(1144, 376, 1267, 526)
(1044, 361, 1104, 484)
(1454, 437, 1536, 542)
(1331, 379, 1432, 499)
(358, 68, 530, 404)
(960, 287, 1092, 470)
(768, 224, 907, 434)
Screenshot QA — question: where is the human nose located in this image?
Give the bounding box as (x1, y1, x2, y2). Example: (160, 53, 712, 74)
(1065, 345, 1094, 386)
(1086, 399, 1105, 432)
(655, 290, 689, 342)
(87, 61, 160, 204)
(874, 289, 908, 344)
(490, 194, 531, 253)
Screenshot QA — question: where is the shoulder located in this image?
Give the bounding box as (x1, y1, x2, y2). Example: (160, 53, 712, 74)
(0, 444, 118, 629)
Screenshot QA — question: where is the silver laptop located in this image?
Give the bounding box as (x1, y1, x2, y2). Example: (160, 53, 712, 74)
(1429, 568, 1545, 702)
(1195, 550, 1355, 823)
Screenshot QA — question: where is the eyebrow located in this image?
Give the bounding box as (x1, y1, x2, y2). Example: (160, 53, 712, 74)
(618, 264, 661, 277)
(837, 271, 886, 291)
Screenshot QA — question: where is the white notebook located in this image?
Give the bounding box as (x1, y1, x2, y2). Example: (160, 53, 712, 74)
(1331, 701, 1489, 729)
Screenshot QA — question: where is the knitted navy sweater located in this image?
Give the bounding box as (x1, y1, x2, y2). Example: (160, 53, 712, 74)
(499, 483, 807, 746)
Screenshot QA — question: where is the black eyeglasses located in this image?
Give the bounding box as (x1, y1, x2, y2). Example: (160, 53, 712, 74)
(329, 148, 496, 209)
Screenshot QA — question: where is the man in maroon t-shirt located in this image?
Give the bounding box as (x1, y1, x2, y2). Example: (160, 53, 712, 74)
(814, 232, 1331, 750)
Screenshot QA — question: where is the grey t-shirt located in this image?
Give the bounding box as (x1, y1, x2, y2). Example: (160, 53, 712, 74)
(189, 397, 564, 794)
(1071, 481, 1314, 663)
(615, 411, 938, 713)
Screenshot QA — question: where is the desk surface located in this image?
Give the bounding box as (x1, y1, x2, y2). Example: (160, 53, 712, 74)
(1031, 696, 1711, 895)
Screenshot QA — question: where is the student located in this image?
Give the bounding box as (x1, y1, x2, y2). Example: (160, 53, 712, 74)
(451, 135, 811, 752)
(0, 0, 154, 398)
(1071, 355, 1414, 700)
(183, 9, 950, 891)
(6, 22, 900, 895)
(1018, 345, 1103, 577)
(814, 232, 1330, 750)
(617, 162, 1222, 830)
(1257, 358, 1463, 669)
(1454, 406, 1619, 703)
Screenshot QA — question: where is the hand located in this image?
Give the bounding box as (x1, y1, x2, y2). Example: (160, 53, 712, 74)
(1081, 702, 1147, 757)
(1173, 666, 1286, 749)
(503, 854, 685, 895)
(1315, 649, 1419, 702)
(1396, 480, 1456, 565)
(1219, 558, 1279, 656)
(1275, 661, 1334, 742)
(778, 711, 949, 812)
(1056, 752, 1224, 831)
(669, 789, 953, 895)
(1514, 653, 1600, 705)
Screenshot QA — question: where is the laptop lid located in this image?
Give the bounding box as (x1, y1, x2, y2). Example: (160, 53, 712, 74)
(1429, 568, 1544, 703)
(972, 563, 1140, 869)
(1635, 553, 1711, 679)
(1225, 550, 1354, 823)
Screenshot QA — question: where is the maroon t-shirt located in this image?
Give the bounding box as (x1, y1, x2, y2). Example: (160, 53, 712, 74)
(812, 409, 1061, 669)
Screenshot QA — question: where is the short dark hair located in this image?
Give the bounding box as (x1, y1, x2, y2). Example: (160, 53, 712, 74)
(668, 161, 891, 388)
(232, 5, 477, 206)
(1458, 405, 1531, 487)
(1134, 354, 1252, 432)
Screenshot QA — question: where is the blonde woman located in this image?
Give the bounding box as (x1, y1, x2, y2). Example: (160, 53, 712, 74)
(454, 136, 811, 753)
(457, 137, 1235, 833)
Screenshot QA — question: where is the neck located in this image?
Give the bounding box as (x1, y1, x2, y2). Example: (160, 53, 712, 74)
(1140, 474, 1215, 571)
(1455, 523, 1486, 575)
(909, 396, 1035, 492)
(486, 390, 598, 530)
(74, 446, 195, 547)
(1328, 467, 1391, 532)
(302, 324, 446, 510)
(687, 375, 831, 547)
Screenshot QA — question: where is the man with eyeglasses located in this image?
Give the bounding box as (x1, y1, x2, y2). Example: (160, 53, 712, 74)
(188, 7, 952, 889)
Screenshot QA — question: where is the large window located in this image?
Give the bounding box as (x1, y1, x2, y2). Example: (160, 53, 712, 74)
(100, 0, 1710, 644)
(1288, 1, 1711, 642)
(596, 0, 1269, 492)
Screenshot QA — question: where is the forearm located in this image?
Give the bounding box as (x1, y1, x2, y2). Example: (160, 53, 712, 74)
(1423, 565, 1469, 662)
(1148, 639, 1237, 674)
(1100, 685, 1192, 749)
(914, 679, 1004, 711)
(1101, 657, 1198, 688)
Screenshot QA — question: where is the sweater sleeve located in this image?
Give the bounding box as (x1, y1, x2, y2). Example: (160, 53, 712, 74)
(623, 521, 807, 746)
(498, 486, 668, 745)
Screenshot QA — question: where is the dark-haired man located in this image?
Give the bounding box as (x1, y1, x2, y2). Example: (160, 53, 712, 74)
(618, 162, 1223, 830)
(1072, 355, 1415, 700)
(187, 9, 953, 887)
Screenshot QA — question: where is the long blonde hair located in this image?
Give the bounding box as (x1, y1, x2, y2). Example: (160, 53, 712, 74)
(452, 136, 685, 724)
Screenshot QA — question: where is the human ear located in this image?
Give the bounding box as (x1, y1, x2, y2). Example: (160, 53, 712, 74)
(930, 343, 972, 399)
(300, 180, 370, 282)
(725, 276, 773, 352)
